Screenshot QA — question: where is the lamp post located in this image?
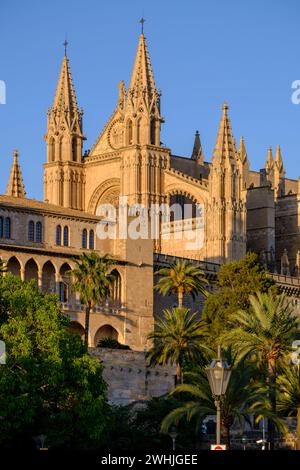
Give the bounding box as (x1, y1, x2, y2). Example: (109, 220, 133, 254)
(169, 427, 178, 451)
(206, 345, 232, 446)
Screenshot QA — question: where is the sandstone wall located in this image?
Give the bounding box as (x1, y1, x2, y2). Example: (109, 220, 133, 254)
(90, 347, 175, 405)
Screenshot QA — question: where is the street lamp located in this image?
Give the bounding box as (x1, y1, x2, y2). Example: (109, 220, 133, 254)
(169, 427, 178, 452)
(206, 345, 232, 446)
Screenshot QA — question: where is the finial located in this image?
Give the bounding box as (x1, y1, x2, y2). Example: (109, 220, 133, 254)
(13, 149, 19, 161)
(222, 102, 229, 112)
(63, 39, 68, 56)
(195, 130, 199, 136)
(139, 17, 145, 34)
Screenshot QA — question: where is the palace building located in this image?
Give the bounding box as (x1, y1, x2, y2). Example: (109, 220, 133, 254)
(1, 30, 300, 353)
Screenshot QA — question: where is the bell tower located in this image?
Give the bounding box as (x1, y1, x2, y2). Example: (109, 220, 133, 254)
(120, 26, 167, 207)
(44, 44, 86, 209)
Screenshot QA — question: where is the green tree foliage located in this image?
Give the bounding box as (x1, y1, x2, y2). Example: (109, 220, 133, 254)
(201, 253, 276, 347)
(68, 253, 116, 346)
(277, 365, 300, 450)
(221, 291, 300, 449)
(161, 354, 258, 449)
(155, 259, 208, 307)
(147, 307, 210, 384)
(0, 275, 110, 449)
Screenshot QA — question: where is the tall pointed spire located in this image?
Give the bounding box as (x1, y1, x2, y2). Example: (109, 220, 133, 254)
(191, 130, 204, 163)
(6, 150, 26, 198)
(212, 102, 238, 163)
(52, 54, 79, 121)
(128, 32, 158, 110)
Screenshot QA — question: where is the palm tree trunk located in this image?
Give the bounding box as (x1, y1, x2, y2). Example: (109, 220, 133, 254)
(223, 424, 231, 450)
(267, 358, 276, 450)
(178, 291, 183, 308)
(175, 363, 182, 385)
(297, 407, 300, 451)
(84, 302, 91, 347)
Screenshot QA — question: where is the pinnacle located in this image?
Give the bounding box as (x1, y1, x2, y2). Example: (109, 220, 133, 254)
(191, 130, 204, 163)
(52, 55, 79, 119)
(6, 149, 26, 198)
(128, 33, 157, 104)
(213, 102, 238, 162)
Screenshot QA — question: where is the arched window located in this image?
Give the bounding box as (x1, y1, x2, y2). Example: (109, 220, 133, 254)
(0, 217, 3, 238)
(59, 282, 69, 302)
(127, 120, 133, 145)
(49, 137, 55, 162)
(28, 220, 35, 242)
(137, 118, 141, 144)
(150, 119, 156, 145)
(110, 269, 122, 306)
(56, 225, 61, 245)
(72, 138, 77, 162)
(36, 222, 42, 242)
(5, 217, 11, 239)
(82, 229, 87, 249)
(89, 230, 94, 250)
(63, 226, 69, 246)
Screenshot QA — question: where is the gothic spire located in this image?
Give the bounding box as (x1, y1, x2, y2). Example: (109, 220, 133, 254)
(212, 102, 238, 163)
(191, 130, 204, 163)
(6, 150, 26, 198)
(52, 54, 80, 122)
(128, 32, 158, 109)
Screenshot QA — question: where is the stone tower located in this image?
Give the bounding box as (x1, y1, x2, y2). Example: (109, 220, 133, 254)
(44, 52, 86, 209)
(207, 103, 247, 263)
(120, 32, 167, 207)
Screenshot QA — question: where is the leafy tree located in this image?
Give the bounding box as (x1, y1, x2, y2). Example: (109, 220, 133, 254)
(68, 253, 115, 346)
(201, 252, 276, 347)
(155, 259, 208, 308)
(161, 355, 258, 449)
(147, 307, 209, 384)
(221, 291, 300, 449)
(0, 274, 110, 449)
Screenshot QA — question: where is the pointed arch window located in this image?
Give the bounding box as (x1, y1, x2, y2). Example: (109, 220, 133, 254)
(63, 226, 69, 247)
(82, 228, 87, 249)
(89, 230, 94, 250)
(49, 137, 55, 162)
(28, 220, 35, 242)
(56, 225, 62, 246)
(127, 120, 133, 145)
(137, 118, 142, 144)
(72, 138, 77, 162)
(36, 222, 42, 243)
(5, 217, 11, 239)
(150, 119, 156, 145)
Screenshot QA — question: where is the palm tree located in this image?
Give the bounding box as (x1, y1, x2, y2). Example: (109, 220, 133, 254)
(147, 307, 209, 384)
(161, 355, 258, 449)
(155, 259, 208, 308)
(68, 253, 116, 347)
(221, 291, 300, 449)
(277, 365, 300, 450)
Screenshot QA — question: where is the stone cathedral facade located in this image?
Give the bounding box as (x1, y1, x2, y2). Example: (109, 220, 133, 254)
(1, 31, 300, 352)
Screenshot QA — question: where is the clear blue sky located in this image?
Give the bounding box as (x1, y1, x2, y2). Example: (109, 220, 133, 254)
(1, 0, 300, 199)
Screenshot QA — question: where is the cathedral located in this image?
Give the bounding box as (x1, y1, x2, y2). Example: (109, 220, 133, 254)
(1, 30, 300, 351)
